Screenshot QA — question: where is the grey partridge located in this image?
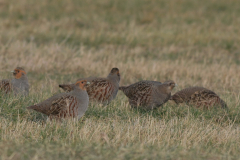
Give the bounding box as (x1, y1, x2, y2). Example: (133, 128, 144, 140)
(0, 67, 29, 96)
(119, 80, 176, 110)
(170, 87, 227, 109)
(59, 68, 120, 105)
(27, 80, 90, 120)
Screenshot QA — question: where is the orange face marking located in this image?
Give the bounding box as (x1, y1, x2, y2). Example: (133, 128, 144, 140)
(75, 80, 87, 90)
(14, 69, 27, 79)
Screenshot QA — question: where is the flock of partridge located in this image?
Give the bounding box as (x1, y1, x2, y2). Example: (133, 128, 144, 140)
(0, 67, 227, 121)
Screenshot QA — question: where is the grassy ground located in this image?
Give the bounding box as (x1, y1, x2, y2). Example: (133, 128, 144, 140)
(1, 0, 240, 159)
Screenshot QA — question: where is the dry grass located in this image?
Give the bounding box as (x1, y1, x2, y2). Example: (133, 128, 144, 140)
(1, 0, 240, 159)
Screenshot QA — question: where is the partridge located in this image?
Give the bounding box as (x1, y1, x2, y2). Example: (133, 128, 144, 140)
(59, 68, 120, 105)
(119, 80, 176, 110)
(0, 67, 29, 96)
(27, 80, 90, 120)
(170, 87, 227, 109)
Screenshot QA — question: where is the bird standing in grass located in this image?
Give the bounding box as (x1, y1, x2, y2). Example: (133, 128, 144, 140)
(119, 80, 176, 110)
(27, 80, 90, 120)
(170, 86, 227, 109)
(59, 68, 120, 105)
(0, 67, 29, 96)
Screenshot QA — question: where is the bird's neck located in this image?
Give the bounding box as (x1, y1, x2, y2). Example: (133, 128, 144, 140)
(72, 87, 86, 96)
(13, 75, 29, 85)
(107, 74, 120, 85)
(16, 75, 28, 81)
(157, 84, 172, 95)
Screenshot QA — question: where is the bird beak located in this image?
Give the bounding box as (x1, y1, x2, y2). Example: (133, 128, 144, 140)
(175, 84, 178, 87)
(11, 71, 17, 75)
(86, 82, 90, 84)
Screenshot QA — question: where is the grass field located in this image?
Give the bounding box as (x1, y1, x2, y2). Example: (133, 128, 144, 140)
(1, 0, 240, 159)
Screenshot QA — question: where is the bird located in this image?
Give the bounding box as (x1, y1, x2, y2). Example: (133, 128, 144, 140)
(119, 80, 176, 110)
(0, 67, 29, 96)
(59, 68, 120, 105)
(170, 86, 227, 109)
(27, 80, 90, 120)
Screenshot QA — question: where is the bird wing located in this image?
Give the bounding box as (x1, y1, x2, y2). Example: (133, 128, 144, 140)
(0, 79, 11, 93)
(170, 87, 207, 104)
(87, 78, 115, 103)
(122, 81, 153, 107)
(188, 89, 220, 108)
(59, 84, 75, 92)
(28, 94, 78, 117)
(49, 95, 72, 115)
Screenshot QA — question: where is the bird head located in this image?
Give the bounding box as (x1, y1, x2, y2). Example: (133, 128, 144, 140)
(164, 80, 176, 91)
(108, 68, 120, 83)
(110, 68, 120, 77)
(75, 80, 90, 90)
(12, 67, 27, 79)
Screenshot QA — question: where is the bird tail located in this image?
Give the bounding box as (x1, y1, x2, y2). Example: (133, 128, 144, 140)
(27, 104, 48, 115)
(168, 94, 183, 104)
(220, 99, 228, 109)
(119, 86, 127, 91)
(119, 86, 130, 96)
(59, 84, 74, 92)
(27, 105, 38, 110)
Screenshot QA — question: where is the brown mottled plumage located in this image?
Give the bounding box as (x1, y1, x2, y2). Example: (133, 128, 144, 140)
(119, 80, 176, 110)
(27, 80, 89, 120)
(59, 68, 120, 105)
(0, 80, 11, 94)
(170, 87, 227, 109)
(0, 67, 29, 96)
